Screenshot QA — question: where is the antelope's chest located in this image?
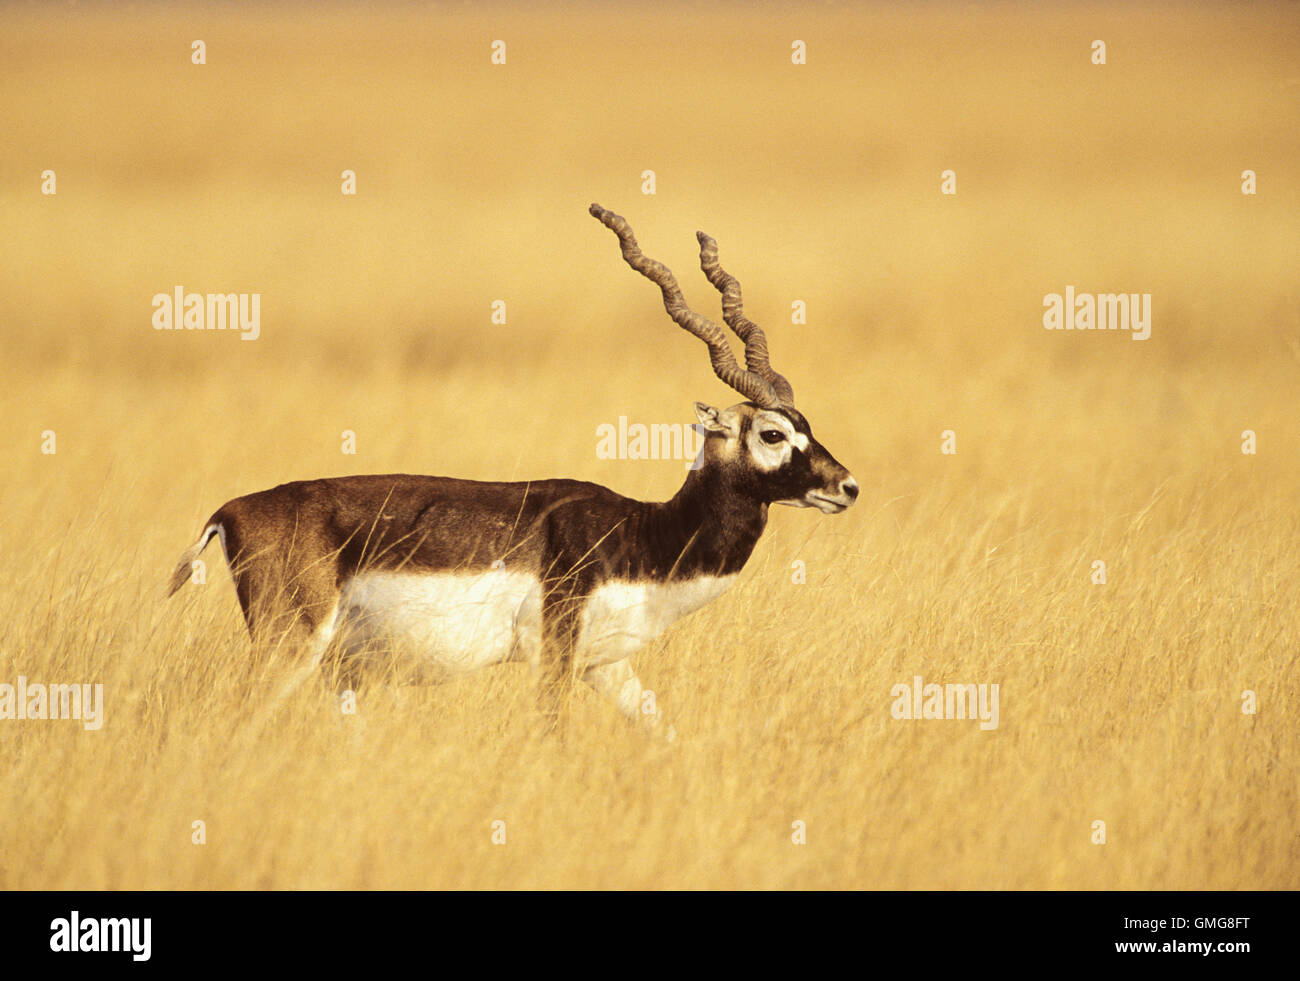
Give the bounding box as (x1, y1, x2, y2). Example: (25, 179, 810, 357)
(334, 570, 737, 674)
(576, 576, 738, 665)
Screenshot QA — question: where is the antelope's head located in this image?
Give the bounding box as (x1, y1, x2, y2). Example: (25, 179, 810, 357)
(590, 203, 858, 515)
(692, 401, 857, 513)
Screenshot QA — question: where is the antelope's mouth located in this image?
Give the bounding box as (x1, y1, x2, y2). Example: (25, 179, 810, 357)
(804, 492, 852, 514)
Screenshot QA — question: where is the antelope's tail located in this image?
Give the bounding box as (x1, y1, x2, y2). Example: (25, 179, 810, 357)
(167, 518, 223, 597)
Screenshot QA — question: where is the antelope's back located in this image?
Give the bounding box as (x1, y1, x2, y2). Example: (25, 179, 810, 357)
(217, 473, 630, 579)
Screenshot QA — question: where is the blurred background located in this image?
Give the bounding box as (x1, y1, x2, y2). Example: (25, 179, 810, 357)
(0, 1, 1296, 889)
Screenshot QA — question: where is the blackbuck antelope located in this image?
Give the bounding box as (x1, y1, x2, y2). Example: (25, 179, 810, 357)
(168, 204, 858, 737)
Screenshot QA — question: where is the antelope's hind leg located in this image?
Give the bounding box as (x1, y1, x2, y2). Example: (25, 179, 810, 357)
(228, 545, 342, 681)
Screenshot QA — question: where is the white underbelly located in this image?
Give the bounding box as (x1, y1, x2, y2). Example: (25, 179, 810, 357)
(336, 569, 539, 678)
(332, 570, 737, 677)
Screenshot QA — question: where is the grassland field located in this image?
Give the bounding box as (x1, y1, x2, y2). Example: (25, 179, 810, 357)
(0, 1, 1296, 889)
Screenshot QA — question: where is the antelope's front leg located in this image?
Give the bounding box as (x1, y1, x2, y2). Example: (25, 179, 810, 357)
(538, 583, 584, 739)
(581, 658, 675, 742)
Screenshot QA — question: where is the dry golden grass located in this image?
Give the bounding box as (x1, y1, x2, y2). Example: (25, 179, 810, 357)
(1, 1, 1296, 889)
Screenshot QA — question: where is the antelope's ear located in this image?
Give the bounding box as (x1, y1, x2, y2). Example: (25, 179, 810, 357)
(694, 402, 739, 437)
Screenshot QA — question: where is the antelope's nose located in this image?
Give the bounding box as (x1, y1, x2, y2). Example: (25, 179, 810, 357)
(840, 477, 859, 501)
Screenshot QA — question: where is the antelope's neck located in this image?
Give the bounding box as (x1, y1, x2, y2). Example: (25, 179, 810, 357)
(643, 469, 768, 578)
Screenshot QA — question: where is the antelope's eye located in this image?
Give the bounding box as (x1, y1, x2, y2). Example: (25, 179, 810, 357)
(760, 429, 785, 445)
